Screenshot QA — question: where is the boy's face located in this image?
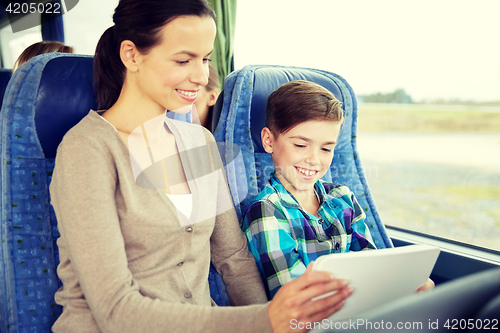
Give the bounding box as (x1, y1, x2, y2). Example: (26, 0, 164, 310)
(261, 119, 342, 196)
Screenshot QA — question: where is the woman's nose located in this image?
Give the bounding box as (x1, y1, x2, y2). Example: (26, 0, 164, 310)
(190, 61, 209, 87)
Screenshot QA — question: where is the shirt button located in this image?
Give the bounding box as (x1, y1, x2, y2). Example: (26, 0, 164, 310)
(177, 262, 184, 267)
(185, 227, 193, 232)
(184, 292, 192, 299)
(335, 242, 340, 250)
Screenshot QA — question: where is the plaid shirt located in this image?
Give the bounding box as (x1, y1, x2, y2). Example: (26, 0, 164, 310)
(241, 172, 376, 298)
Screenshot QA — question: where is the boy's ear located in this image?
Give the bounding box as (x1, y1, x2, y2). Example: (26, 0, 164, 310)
(261, 127, 274, 154)
(120, 40, 141, 72)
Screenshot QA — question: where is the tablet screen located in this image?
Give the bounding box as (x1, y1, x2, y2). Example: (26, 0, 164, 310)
(312, 244, 440, 320)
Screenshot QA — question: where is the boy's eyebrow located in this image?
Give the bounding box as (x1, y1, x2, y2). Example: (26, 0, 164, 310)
(290, 135, 337, 145)
(174, 50, 214, 57)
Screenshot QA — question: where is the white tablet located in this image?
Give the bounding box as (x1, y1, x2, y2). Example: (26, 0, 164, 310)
(312, 244, 440, 320)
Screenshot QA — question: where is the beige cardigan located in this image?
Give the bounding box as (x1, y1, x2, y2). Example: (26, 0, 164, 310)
(50, 111, 271, 332)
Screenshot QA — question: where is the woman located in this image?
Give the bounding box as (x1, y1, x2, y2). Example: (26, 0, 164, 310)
(49, 1, 352, 332)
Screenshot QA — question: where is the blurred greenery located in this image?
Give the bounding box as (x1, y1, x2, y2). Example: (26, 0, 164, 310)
(359, 89, 413, 104)
(417, 185, 500, 202)
(358, 104, 500, 132)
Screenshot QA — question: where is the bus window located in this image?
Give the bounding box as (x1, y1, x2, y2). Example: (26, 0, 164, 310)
(0, 0, 117, 68)
(0, 15, 41, 68)
(63, 0, 117, 55)
(235, 0, 500, 252)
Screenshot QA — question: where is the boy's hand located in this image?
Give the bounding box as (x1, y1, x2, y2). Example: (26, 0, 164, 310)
(417, 278, 435, 292)
(268, 262, 352, 333)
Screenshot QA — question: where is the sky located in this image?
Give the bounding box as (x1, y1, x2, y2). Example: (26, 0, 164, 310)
(234, 0, 500, 102)
(3, 0, 497, 103)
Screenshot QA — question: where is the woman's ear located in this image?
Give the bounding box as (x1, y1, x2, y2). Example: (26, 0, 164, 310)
(261, 127, 274, 154)
(120, 40, 140, 72)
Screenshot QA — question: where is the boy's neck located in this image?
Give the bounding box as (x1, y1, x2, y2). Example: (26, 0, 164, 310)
(294, 190, 320, 217)
(275, 173, 320, 217)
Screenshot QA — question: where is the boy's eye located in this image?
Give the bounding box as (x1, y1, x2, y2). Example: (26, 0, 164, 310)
(322, 148, 332, 153)
(294, 144, 306, 148)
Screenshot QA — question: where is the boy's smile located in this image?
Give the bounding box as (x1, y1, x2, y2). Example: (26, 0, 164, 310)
(296, 166, 319, 178)
(262, 119, 342, 199)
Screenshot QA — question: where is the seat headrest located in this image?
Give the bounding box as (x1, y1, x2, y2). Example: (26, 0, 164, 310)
(249, 67, 343, 153)
(33, 54, 97, 158)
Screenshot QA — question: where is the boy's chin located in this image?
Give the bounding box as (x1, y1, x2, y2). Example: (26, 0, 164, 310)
(292, 179, 318, 191)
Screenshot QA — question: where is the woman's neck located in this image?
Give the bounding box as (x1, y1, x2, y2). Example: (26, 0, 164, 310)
(102, 82, 167, 134)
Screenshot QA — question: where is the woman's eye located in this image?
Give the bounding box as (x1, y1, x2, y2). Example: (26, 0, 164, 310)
(176, 60, 189, 65)
(203, 58, 212, 63)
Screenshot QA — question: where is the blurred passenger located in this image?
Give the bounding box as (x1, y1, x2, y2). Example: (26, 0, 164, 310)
(193, 61, 220, 131)
(13, 41, 74, 71)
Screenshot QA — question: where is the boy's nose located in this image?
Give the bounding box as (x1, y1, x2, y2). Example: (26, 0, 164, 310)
(305, 150, 320, 165)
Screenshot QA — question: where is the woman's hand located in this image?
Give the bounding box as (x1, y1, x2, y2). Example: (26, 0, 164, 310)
(417, 278, 435, 293)
(268, 263, 352, 333)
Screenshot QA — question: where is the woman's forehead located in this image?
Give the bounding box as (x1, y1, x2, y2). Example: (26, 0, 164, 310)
(156, 15, 216, 53)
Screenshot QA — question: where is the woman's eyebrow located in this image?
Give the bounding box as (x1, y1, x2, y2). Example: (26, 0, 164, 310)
(290, 135, 336, 145)
(173, 50, 214, 57)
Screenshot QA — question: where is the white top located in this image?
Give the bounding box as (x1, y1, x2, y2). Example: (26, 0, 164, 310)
(165, 193, 193, 218)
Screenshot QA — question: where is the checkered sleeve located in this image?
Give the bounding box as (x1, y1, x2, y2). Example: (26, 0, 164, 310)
(241, 200, 307, 298)
(329, 185, 377, 251)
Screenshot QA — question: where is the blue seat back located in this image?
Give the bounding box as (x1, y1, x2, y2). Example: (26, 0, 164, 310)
(0, 53, 226, 332)
(213, 65, 393, 249)
(1, 53, 95, 332)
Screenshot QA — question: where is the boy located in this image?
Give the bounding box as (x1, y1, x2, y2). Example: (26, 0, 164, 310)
(241, 80, 377, 299)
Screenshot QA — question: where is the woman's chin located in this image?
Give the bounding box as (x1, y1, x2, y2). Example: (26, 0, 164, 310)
(168, 104, 193, 114)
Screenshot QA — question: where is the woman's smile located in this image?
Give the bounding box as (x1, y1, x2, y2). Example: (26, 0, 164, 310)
(176, 89, 198, 102)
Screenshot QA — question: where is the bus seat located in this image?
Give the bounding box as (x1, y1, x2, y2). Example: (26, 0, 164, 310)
(0, 68, 12, 105)
(0, 53, 94, 332)
(0, 53, 226, 332)
(475, 292, 500, 322)
(213, 65, 393, 250)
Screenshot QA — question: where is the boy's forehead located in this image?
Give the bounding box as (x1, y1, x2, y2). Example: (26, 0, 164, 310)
(281, 119, 341, 139)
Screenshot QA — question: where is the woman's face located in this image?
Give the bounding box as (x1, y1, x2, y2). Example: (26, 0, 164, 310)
(134, 15, 216, 113)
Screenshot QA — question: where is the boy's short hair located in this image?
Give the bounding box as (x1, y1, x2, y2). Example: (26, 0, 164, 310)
(266, 80, 343, 136)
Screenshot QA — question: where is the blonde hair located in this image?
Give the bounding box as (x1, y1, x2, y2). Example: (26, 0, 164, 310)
(206, 61, 220, 92)
(14, 41, 74, 71)
(201, 61, 220, 131)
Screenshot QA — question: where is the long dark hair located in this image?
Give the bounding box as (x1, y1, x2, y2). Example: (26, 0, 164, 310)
(94, 0, 215, 110)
